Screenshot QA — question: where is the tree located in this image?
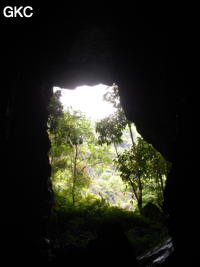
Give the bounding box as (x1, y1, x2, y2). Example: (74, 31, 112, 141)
(47, 90, 64, 140)
(115, 138, 171, 212)
(103, 83, 135, 146)
(49, 108, 96, 205)
(95, 113, 126, 156)
(95, 83, 135, 156)
(145, 144, 171, 207)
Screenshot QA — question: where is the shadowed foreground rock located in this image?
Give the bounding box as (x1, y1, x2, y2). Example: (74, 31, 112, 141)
(87, 222, 138, 264)
(51, 222, 138, 265)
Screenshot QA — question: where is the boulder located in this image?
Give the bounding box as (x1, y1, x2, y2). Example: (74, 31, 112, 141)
(141, 203, 164, 221)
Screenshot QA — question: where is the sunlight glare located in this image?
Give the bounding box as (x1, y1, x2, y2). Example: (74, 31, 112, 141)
(53, 84, 116, 120)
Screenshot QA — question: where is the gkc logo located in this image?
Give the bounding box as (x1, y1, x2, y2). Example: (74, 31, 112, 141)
(3, 6, 33, 17)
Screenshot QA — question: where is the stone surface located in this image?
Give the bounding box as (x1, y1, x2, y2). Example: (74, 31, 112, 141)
(141, 203, 164, 221)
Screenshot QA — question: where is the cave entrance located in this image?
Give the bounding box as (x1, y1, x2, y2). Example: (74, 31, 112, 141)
(48, 83, 139, 210)
(47, 82, 172, 260)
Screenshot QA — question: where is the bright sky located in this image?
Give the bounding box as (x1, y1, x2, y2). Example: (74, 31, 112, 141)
(53, 84, 116, 120)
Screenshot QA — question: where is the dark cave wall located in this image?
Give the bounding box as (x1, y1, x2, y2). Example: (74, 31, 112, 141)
(1, 74, 53, 262)
(1, 4, 193, 264)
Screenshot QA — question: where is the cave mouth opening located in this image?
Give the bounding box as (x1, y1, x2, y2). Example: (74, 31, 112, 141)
(48, 83, 140, 210)
(47, 82, 171, 260)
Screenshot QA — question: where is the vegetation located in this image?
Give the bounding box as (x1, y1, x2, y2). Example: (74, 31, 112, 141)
(47, 84, 171, 257)
(48, 106, 112, 206)
(115, 138, 171, 212)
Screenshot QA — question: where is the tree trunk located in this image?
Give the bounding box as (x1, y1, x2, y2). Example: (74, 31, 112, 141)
(129, 178, 140, 208)
(159, 174, 164, 195)
(72, 144, 78, 206)
(158, 173, 165, 204)
(128, 122, 135, 146)
(113, 142, 119, 157)
(137, 196, 143, 213)
(137, 175, 143, 213)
